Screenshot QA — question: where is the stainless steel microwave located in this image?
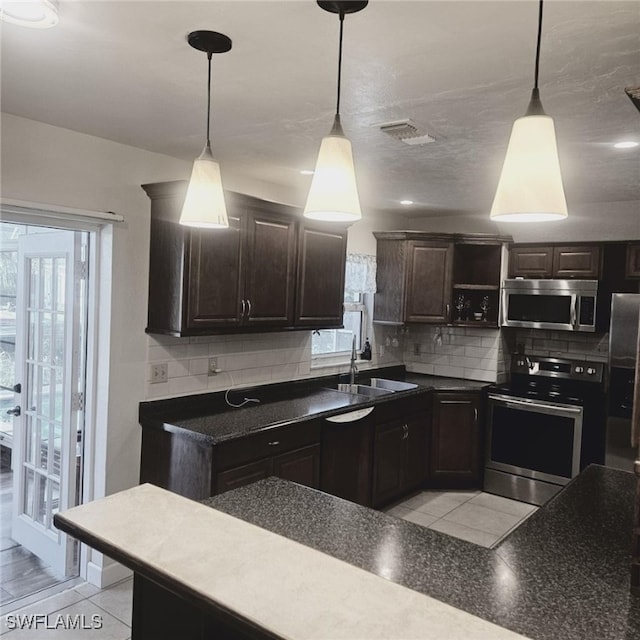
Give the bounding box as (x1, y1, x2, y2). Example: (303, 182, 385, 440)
(500, 279, 597, 332)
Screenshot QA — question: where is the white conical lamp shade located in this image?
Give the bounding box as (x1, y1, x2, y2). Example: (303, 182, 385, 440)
(304, 118, 362, 223)
(490, 113, 568, 222)
(179, 143, 229, 228)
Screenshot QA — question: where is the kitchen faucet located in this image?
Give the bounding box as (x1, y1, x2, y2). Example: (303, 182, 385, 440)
(349, 335, 358, 385)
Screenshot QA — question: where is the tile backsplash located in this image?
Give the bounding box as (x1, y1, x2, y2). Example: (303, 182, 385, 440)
(511, 328, 609, 363)
(146, 325, 610, 400)
(146, 326, 404, 400)
(401, 326, 512, 383)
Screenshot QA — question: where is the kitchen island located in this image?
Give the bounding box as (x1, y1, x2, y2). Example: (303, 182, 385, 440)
(54, 465, 639, 640)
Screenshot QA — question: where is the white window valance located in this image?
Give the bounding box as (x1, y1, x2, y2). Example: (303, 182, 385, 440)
(344, 253, 377, 295)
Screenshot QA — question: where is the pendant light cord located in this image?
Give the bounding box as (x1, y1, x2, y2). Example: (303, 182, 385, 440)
(533, 0, 543, 90)
(206, 52, 213, 146)
(336, 9, 345, 116)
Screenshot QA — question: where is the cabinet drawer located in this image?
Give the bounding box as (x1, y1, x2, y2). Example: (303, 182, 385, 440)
(215, 421, 321, 471)
(215, 458, 272, 495)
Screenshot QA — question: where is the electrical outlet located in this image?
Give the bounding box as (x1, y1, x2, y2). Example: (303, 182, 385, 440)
(150, 363, 168, 384)
(208, 357, 219, 376)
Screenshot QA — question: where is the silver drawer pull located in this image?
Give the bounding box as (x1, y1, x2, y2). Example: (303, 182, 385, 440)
(268, 441, 280, 446)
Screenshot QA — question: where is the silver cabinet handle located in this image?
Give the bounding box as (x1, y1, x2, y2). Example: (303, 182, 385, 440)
(268, 441, 280, 446)
(402, 424, 409, 440)
(241, 299, 246, 317)
(246, 299, 252, 318)
(446, 303, 450, 319)
(474, 408, 478, 423)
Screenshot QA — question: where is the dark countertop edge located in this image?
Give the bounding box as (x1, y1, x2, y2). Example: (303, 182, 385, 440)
(53, 513, 284, 640)
(139, 368, 490, 445)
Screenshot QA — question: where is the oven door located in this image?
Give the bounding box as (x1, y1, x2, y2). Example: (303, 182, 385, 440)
(486, 393, 583, 486)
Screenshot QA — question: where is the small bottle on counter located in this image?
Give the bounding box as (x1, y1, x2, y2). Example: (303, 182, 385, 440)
(361, 338, 372, 360)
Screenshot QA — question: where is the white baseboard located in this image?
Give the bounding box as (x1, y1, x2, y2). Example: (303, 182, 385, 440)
(86, 559, 132, 588)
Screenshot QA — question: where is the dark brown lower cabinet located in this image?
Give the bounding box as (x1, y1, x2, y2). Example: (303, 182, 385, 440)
(132, 575, 273, 640)
(372, 413, 429, 508)
(430, 391, 482, 488)
(215, 444, 321, 495)
(320, 417, 374, 507)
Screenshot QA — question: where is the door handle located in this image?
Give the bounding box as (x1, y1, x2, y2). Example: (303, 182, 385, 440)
(0, 383, 21, 393)
(6, 406, 21, 417)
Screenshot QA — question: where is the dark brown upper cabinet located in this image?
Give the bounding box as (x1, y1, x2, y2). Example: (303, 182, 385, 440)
(374, 232, 510, 326)
(451, 237, 505, 327)
(509, 244, 601, 279)
(295, 223, 348, 328)
(626, 243, 640, 278)
(142, 181, 346, 336)
(374, 233, 454, 324)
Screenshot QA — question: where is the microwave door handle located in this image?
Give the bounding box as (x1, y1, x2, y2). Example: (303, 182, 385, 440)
(570, 294, 578, 328)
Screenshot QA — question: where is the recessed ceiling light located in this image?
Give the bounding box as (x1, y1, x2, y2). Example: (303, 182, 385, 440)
(300, 170, 314, 175)
(400, 200, 414, 206)
(613, 141, 639, 149)
(0, 0, 59, 28)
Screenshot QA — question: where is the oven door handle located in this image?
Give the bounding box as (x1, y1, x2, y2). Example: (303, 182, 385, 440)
(488, 394, 582, 414)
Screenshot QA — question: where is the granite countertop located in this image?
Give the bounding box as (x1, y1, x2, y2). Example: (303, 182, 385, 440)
(139, 367, 489, 444)
(206, 465, 640, 640)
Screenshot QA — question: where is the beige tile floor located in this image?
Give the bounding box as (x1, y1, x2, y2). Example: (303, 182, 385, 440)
(0, 577, 132, 639)
(384, 489, 538, 548)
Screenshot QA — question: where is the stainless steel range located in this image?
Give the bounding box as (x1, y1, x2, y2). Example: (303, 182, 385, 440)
(484, 355, 605, 506)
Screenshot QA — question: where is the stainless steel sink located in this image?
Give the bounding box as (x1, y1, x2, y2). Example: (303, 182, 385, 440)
(368, 378, 419, 392)
(335, 383, 392, 397)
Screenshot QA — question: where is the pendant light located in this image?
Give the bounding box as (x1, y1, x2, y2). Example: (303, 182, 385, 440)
(303, 1, 368, 223)
(490, 0, 568, 222)
(179, 30, 231, 228)
(0, 0, 58, 28)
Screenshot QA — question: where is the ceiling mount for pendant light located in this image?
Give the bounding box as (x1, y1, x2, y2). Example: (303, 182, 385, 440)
(179, 30, 232, 228)
(490, 0, 568, 223)
(303, 1, 368, 223)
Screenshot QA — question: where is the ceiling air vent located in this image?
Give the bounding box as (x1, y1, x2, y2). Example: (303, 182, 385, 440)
(625, 86, 640, 114)
(377, 119, 436, 146)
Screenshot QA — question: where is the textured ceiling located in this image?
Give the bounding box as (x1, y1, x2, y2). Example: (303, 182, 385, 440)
(1, 1, 639, 217)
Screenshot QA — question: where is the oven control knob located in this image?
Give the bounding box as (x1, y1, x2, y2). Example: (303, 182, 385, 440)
(586, 367, 596, 375)
(575, 366, 584, 374)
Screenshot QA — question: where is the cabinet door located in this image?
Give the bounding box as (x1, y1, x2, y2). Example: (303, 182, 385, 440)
(321, 417, 373, 507)
(243, 212, 297, 326)
(215, 458, 272, 495)
(403, 414, 429, 492)
(273, 444, 321, 489)
(405, 241, 453, 323)
(186, 215, 244, 329)
(295, 224, 348, 327)
(430, 392, 481, 488)
(372, 420, 405, 508)
(627, 244, 640, 279)
(509, 246, 553, 278)
(553, 245, 601, 279)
